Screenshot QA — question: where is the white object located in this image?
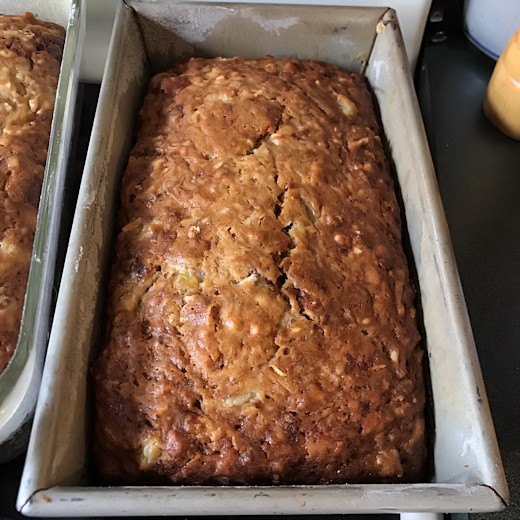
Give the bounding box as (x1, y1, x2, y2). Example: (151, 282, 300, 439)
(400, 514, 444, 520)
(18, 3, 508, 516)
(464, 0, 520, 59)
(80, 0, 431, 81)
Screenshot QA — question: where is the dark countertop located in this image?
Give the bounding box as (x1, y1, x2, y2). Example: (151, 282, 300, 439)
(1, 9, 519, 520)
(417, 20, 520, 520)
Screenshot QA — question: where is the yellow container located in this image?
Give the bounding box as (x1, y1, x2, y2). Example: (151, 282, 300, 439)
(483, 29, 520, 140)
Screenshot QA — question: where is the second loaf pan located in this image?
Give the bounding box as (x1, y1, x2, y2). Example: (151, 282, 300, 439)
(18, 1, 508, 515)
(0, 0, 85, 462)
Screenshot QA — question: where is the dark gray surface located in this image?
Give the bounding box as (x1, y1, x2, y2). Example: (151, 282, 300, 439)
(418, 31, 520, 520)
(2, 16, 519, 520)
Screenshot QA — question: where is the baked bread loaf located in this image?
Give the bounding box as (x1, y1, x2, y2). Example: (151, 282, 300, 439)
(94, 57, 426, 484)
(0, 12, 65, 373)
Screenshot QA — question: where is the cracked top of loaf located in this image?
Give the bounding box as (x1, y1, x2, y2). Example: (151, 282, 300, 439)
(0, 12, 65, 373)
(94, 57, 426, 484)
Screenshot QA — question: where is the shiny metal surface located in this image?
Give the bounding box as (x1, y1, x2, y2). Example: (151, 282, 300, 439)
(0, 0, 85, 461)
(16, 2, 506, 515)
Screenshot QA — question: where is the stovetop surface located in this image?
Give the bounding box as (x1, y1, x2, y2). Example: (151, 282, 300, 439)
(2, 2, 519, 518)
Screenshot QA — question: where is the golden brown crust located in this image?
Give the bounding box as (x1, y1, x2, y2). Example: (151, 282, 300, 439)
(94, 57, 426, 484)
(0, 12, 65, 373)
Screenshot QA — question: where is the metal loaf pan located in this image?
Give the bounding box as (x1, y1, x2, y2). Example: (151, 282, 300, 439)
(18, 1, 508, 515)
(0, 0, 85, 461)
